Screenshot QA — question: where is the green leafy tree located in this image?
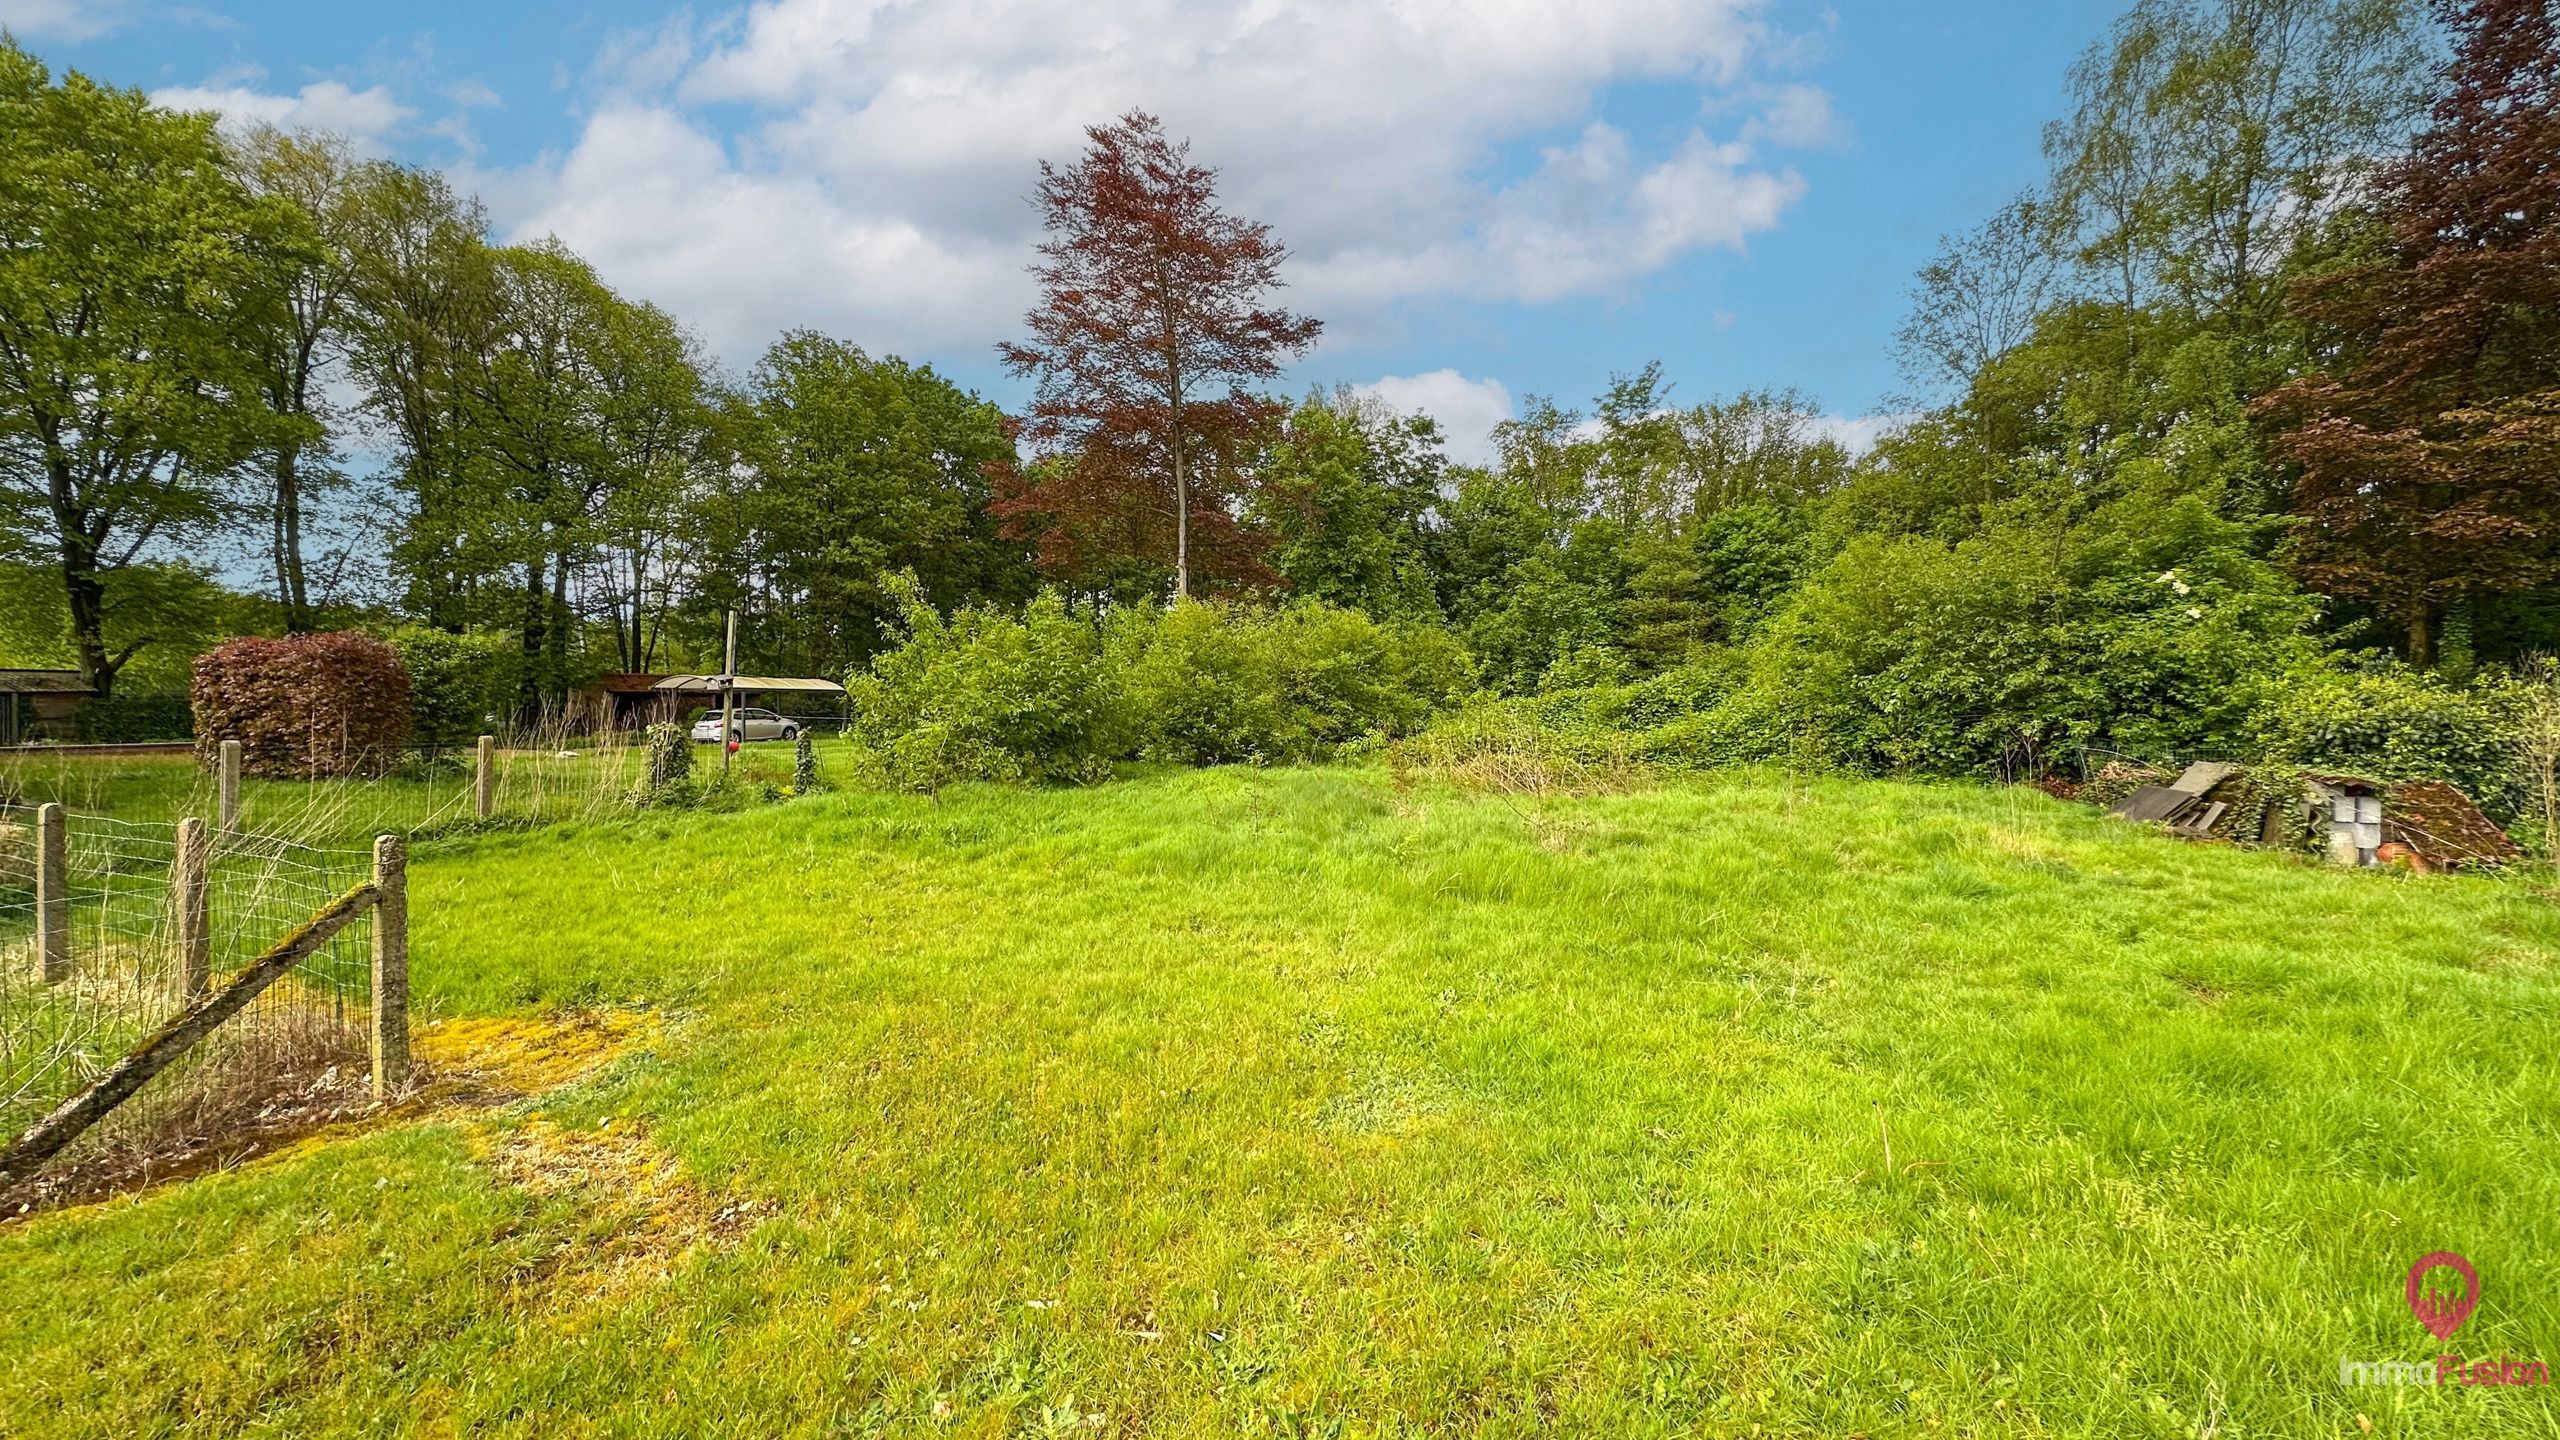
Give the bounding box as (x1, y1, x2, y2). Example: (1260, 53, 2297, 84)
(343, 163, 499, 631)
(234, 126, 394, 632)
(1252, 390, 1445, 619)
(724, 332, 1026, 674)
(0, 42, 311, 693)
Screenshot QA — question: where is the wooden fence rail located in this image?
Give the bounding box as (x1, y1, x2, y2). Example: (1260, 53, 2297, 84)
(1, 819, 412, 1192)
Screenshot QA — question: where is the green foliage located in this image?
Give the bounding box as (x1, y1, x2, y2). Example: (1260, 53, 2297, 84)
(791, 730, 818, 794)
(1740, 486, 2319, 776)
(2244, 659, 2527, 817)
(717, 332, 1029, 676)
(0, 561, 268, 695)
(632, 723, 694, 808)
(0, 41, 314, 694)
(1252, 394, 1445, 620)
(849, 582, 1472, 788)
(849, 583, 1127, 789)
(390, 628, 521, 745)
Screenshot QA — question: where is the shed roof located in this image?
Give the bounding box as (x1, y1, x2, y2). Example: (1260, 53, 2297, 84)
(648, 674, 846, 695)
(0, 669, 93, 695)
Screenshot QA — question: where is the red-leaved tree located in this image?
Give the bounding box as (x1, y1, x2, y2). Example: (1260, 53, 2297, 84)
(2257, 0, 2560, 664)
(995, 112, 1321, 599)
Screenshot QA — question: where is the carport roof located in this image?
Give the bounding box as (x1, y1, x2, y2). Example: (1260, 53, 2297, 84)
(647, 674, 846, 694)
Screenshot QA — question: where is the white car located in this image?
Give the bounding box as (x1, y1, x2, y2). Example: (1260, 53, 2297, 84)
(690, 707, 801, 743)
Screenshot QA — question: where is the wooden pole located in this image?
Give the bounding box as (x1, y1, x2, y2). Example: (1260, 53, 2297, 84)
(172, 816, 210, 999)
(371, 835, 409, 1101)
(35, 802, 67, 984)
(720, 608, 739, 780)
(0, 880, 377, 1189)
(218, 739, 242, 833)
(475, 734, 496, 821)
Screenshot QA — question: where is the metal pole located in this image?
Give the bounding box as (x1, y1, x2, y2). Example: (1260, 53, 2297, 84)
(720, 608, 738, 779)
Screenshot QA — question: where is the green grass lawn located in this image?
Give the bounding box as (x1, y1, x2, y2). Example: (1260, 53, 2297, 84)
(3, 766, 2557, 1436)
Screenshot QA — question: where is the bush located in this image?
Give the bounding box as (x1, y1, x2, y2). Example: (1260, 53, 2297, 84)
(849, 585, 1128, 790)
(2244, 659, 2527, 818)
(191, 632, 413, 778)
(1716, 491, 2321, 777)
(634, 722, 693, 806)
(390, 627, 522, 744)
(848, 582, 1474, 789)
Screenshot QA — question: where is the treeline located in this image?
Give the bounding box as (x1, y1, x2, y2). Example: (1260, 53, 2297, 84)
(7, 0, 2558, 809)
(0, 40, 1029, 710)
(852, 0, 2560, 815)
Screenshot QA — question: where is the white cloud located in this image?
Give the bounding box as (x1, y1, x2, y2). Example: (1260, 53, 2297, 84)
(152, 80, 416, 151)
(0, 0, 128, 41)
(1809, 411, 1915, 455)
(476, 105, 1022, 362)
(1748, 82, 1846, 149)
(1355, 370, 1515, 468)
(484, 0, 1826, 363)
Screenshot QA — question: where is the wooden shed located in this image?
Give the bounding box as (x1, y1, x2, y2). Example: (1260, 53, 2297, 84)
(0, 669, 94, 745)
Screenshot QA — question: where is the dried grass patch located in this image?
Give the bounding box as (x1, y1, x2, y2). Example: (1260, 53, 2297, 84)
(4, 1006, 662, 1220)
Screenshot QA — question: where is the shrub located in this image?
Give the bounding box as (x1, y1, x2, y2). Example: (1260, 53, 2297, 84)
(634, 722, 693, 806)
(1722, 491, 2321, 778)
(191, 632, 413, 778)
(390, 627, 522, 744)
(2243, 659, 2527, 818)
(792, 730, 818, 793)
(848, 583, 1475, 788)
(848, 583, 1127, 790)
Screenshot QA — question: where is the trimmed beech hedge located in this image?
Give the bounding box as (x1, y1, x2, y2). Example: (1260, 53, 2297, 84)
(191, 632, 414, 778)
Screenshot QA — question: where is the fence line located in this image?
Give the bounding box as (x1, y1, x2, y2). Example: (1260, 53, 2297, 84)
(0, 799, 406, 1197)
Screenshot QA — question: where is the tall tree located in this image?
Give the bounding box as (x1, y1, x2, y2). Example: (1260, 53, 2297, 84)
(235, 126, 391, 632)
(723, 332, 1025, 674)
(344, 164, 497, 632)
(1895, 193, 2065, 399)
(0, 43, 309, 693)
(996, 111, 1321, 600)
(2259, 0, 2560, 664)
(585, 297, 713, 674)
(1251, 389, 1446, 618)
(2044, 0, 2432, 346)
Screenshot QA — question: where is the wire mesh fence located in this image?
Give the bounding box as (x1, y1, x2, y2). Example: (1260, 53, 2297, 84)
(0, 800, 379, 1192)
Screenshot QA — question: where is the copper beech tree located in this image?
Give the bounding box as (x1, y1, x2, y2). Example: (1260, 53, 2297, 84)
(2258, 0, 2560, 665)
(995, 112, 1321, 599)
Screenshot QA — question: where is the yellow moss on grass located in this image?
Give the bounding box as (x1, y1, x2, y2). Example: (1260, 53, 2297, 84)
(415, 1007, 661, 1097)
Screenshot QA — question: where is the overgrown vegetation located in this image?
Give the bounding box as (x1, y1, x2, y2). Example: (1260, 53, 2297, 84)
(845, 582, 1468, 789)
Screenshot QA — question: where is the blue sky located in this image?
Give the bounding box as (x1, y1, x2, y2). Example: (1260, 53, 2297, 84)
(6, 0, 2119, 461)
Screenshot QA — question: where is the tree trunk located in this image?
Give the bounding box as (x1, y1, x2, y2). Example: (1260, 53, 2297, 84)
(273, 441, 311, 632)
(1169, 351, 1188, 602)
(519, 554, 549, 721)
(60, 549, 117, 699)
(2406, 605, 2437, 668)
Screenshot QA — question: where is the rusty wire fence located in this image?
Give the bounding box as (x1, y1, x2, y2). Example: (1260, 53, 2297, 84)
(0, 801, 381, 1195)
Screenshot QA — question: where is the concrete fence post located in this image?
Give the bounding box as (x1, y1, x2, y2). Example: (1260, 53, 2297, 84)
(36, 802, 67, 984)
(218, 739, 242, 833)
(173, 816, 211, 998)
(475, 734, 496, 821)
(370, 834, 409, 1100)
